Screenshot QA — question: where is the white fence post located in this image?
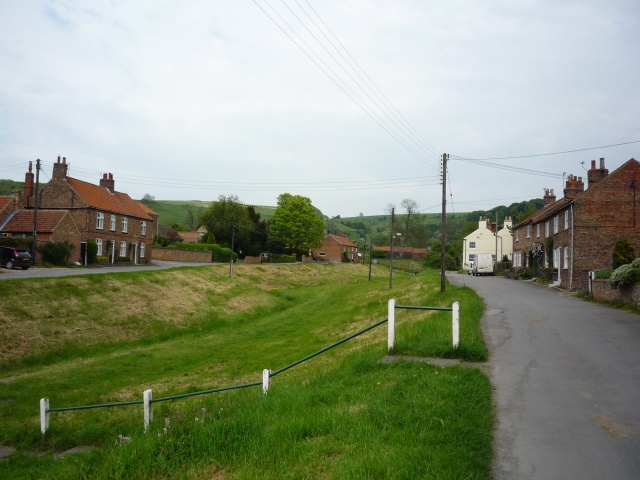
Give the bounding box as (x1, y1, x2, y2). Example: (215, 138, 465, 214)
(388, 298, 396, 352)
(40, 397, 49, 434)
(452, 302, 460, 349)
(262, 369, 271, 394)
(143, 389, 153, 432)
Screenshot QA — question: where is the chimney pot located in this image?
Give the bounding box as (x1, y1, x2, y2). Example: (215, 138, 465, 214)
(62, 157, 66, 164)
(109, 173, 113, 180)
(600, 158, 605, 169)
(57, 156, 61, 163)
(591, 160, 596, 169)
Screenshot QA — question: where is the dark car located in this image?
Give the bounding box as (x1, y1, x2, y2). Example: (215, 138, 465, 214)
(0, 246, 32, 269)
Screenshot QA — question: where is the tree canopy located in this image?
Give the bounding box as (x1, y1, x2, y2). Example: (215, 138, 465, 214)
(199, 195, 252, 249)
(270, 193, 325, 253)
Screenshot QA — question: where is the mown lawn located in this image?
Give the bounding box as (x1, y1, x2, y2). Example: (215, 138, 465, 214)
(0, 263, 491, 479)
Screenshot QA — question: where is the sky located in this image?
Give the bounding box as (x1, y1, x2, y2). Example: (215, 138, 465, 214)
(1, 0, 639, 219)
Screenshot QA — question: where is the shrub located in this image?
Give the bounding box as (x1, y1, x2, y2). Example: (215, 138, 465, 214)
(521, 268, 533, 279)
(271, 254, 295, 263)
(96, 256, 108, 264)
(609, 258, 640, 288)
(612, 238, 635, 270)
(371, 249, 388, 259)
(211, 244, 237, 263)
(86, 240, 98, 264)
(594, 269, 612, 280)
(39, 241, 73, 265)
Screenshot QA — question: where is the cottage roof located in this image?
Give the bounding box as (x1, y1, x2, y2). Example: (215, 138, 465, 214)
(327, 234, 357, 248)
(65, 177, 153, 220)
(0, 209, 69, 233)
(0, 196, 14, 212)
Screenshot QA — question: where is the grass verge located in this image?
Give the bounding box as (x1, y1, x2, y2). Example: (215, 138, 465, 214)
(0, 263, 491, 479)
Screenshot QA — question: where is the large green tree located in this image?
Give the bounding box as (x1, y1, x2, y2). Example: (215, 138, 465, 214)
(199, 195, 251, 249)
(270, 193, 324, 254)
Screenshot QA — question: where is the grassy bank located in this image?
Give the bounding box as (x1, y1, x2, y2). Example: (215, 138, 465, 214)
(0, 264, 490, 479)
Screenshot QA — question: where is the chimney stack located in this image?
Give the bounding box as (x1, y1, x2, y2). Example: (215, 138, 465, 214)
(543, 188, 556, 206)
(24, 161, 34, 207)
(52, 155, 69, 179)
(588, 158, 609, 188)
(563, 174, 584, 199)
(100, 172, 115, 192)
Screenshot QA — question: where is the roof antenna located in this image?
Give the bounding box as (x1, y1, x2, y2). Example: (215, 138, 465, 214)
(580, 161, 587, 171)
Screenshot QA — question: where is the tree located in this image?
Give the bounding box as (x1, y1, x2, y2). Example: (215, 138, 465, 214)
(141, 193, 155, 202)
(270, 193, 324, 255)
(199, 195, 251, 249)
(184, 203, 202, 230)
(613, 237, 635, 269)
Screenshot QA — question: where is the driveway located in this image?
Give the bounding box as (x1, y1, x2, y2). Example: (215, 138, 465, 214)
(0, 260, 214, 280)
(447, 273, 640, 479)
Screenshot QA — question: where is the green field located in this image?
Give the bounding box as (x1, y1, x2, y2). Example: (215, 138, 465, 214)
(0, 263, 491, 479)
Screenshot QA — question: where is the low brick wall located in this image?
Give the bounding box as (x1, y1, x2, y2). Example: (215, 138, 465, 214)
(151, 248, 211, 263)
(244, 255, 261, 264)
(592, 278, 640, 304)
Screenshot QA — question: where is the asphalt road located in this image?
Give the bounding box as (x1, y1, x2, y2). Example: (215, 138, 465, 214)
(447, 272, 640, 480)
(0, 260, 213, 280)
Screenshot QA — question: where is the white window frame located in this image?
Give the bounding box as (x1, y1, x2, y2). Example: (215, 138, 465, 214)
(140, 243, 145, 258)
(120, 241, 127, 257)
(545, 221, 550, 238)
(96, 238, 103, 256)
(96, 212, 104, 230)
(536, 224, 540, 238)
(564, 211, 569, 230)
(122, 217, 128, 234)
(526, 225, 531, 238)
(563, 247, 569, 269)
(515, 230, 519, 242)
(141, 221, 147, 236)
(553, 216, 559, 234)
(110, 215, 116, 231)
(469, 241, 476, 249)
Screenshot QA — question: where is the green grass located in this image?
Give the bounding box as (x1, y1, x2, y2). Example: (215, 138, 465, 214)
(0, 264, 490, 479)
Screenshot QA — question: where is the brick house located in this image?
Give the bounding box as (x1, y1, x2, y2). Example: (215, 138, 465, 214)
(513, 158, 640, 291)
(311, 234, 359, 262)
(372, 246, 427, 259)
(0, 209, 81, 263)
(24, 156, 156, 264)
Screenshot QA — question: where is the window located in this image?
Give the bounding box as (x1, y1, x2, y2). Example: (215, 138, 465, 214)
(553, 216, 559, 234)
(536, 224, 540, 238)
(110, 215, 116, 231)
(563, 247, 569, 269)
(545, 221, 550, 238)
(96, 238, 103, 256)
(468, 254, 475, 262)
(469, 241, 476, 249)
(141, 221, 147, 236)
(526, 225, 531, 238)
(140, 243, 146, 258)
(515, 230, 519, 242)
(564, 211, 569, 230)
(120, 241, 127, 257)
(96, 212, 104, 229)
(122, 217, 128, 233)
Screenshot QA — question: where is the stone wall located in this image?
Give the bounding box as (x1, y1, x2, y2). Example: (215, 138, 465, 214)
(151, 248, 211, 263)
(592, 278, 640, 304)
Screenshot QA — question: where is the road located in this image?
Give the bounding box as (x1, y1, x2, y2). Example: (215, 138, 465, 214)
(447, 272, 640, 480)
(0, 260, 213, 280)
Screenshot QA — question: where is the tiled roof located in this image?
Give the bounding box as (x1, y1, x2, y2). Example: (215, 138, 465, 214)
(66, 177, 152, 220)
(514, 198, 572, 228)
(0, 210, 69, 233)
(327, 234, 357, 247)
(0, 196, 14, 212)
(179, 232, 203, 243)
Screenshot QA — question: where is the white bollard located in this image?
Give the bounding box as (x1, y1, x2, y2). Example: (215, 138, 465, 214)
(40, 398, 50, 434)
(388, 298, 396, 352)
(143, 389, 153, 432)
(262, 369, 271, 394)
(452, 302, 460, 349)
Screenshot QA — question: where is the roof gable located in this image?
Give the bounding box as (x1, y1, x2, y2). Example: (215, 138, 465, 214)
(327, 234, 357, 247)
(65, 177, 152, 220)
(0, 210, 70, 233)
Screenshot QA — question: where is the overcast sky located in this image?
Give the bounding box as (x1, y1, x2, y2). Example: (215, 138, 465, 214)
(1, 0, 638, 219)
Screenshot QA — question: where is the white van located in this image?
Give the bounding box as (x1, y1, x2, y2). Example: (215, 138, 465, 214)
(472, 253, 494, 276)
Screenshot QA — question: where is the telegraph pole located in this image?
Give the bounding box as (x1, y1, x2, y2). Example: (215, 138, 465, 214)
(389, 207, 395, 289)
(31, 159, 41, 266)
(440, 153, 447, 292)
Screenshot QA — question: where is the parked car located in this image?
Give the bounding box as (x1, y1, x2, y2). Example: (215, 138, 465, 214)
(468, 260, 474, 275)
(472, 253, 494, 276)
(0, 246, 32, 269)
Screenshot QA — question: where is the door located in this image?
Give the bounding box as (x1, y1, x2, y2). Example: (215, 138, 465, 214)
(80, 242, 87, 265)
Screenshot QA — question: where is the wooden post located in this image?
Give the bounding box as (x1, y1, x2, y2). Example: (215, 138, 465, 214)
(262, 369, 271, 394)
(388, 298, 396, 352)
(452, 302, 460, 349)
(40, 397, 49, 434)
(143, 389, 153, 432)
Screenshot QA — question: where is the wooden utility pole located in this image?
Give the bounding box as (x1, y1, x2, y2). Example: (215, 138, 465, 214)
(440, 153, 447, 292)
(31, 159, 41, 266)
